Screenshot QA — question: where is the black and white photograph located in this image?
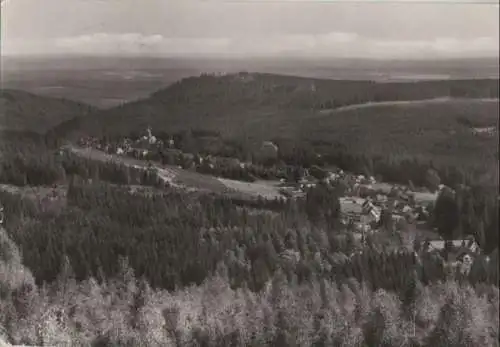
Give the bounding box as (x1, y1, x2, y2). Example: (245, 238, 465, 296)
(0, 0, 499, 345)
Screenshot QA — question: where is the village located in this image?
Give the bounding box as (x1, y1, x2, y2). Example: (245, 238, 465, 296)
(74, 126, 483, 271)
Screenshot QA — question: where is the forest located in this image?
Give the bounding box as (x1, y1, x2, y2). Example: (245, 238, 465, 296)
(49, 74, 498, 142)
(0, 131, 499, 345)
(0, 89, 95, 133)
(0, 74, 498, 345)
(45, 74, 498, 189)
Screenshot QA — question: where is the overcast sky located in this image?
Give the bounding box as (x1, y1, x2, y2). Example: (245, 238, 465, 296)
(1, 0, 499, 59)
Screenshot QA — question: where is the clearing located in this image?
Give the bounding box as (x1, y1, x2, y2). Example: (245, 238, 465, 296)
(319, 97, 499, 114)
(66, 145, 284, 200)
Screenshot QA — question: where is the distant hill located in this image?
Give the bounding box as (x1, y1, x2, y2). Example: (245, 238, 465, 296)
(50, 73, 498, 140)
(0, 89, 95, 134)
(46, 73, 498, 182)
(4, 56, 498, 108)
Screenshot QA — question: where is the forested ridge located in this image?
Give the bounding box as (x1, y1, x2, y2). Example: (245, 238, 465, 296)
(0, 75, 498, 345)
(49, 73, 498, 141)
(46, 73, 498, 188)
(0, 89, 95, 134)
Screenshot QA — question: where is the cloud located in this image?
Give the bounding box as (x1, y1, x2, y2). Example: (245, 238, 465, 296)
(3, 32, 498, 58)
(52, 33, 231, 55)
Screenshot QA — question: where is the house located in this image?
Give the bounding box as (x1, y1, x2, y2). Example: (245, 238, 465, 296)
(368, 207, 381, 223)
(343, 213, 362, 223)
(399, 191, 411, 202)
(356, 175, 365, 183)
(402, 205, 412, 214)
(300, 183, 316, 190)
(375, 194, 388, 203)
(139, 127, 157, 145)
(425, 238, 479, 254)
(362, 200, 381, 222)
(372, 182, 393, 195)
(392, 213, 406, 223)
(340, 197, 364, 214)
(359, 184, 377, 196)
(327, 172, 339, 181)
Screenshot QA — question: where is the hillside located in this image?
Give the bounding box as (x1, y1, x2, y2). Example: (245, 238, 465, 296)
(1, 73, 498, 345)
(49, 74, 498, 178)
(0, 89, 95, 134)
(303, 98, 499, 166)
(50, 73, 498, 140)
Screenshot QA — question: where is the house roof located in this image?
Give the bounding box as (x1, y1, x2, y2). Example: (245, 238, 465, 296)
(340, 198, 364, 214)
(427, 240, 478, 251)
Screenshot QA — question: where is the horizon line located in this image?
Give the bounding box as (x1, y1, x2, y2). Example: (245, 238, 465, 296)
(3, 53, 499, 61)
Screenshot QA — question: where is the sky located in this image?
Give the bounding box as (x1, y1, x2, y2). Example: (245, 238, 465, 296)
(1, 0, 499, 59)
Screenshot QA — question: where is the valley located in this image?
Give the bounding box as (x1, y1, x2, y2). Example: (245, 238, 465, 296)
(2, 0, 499, 343)
(0, 69, 498, 346)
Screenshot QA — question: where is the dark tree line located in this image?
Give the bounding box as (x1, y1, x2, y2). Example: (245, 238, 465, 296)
(1, 174, 497, 296)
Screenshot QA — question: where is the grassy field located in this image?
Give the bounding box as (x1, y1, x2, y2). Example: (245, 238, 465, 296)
(67, 146, 284, 200)
(217, 178, 283, 200)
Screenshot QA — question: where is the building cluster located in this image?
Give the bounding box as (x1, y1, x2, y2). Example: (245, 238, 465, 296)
(75, 127, 481, 265)
(77, 128, 275, 179)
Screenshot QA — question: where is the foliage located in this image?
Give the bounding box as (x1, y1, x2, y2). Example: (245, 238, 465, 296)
(0, 89, 95, 134)
(0, 75, 498, 345)
(49, 74, 498, 178)
(0, 253, 498, 346)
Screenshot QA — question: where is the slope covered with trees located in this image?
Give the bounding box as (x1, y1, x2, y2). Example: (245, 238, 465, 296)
(47, 74, 498, 187)
(0, 173, 498, 345)
(50, 74, 498, 141)
(0, 74, 498, 346)
(0, 89, 95, 134)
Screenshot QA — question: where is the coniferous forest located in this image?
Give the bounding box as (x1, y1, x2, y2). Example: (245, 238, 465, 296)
(0, 73, 499, 346)
(0, 125, 498, 346)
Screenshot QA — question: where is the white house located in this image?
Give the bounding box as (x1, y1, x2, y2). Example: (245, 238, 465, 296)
(402, 205, 412, 214)
(362, 200, 381, 223)
(426, 239, 479, 253)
